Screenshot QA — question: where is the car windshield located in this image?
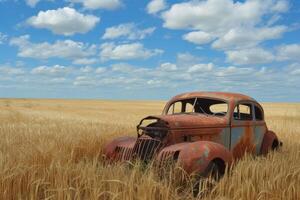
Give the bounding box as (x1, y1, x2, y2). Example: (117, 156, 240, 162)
(167, 97, 228, 117)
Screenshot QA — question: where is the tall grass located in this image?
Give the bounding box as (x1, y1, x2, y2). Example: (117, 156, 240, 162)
(0, 99, 299, 199)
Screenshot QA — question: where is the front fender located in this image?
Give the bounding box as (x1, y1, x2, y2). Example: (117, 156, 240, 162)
(157, 141, 232, 174)
(103, 136, 136, 160)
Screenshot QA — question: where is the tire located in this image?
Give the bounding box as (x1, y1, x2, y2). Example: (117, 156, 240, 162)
(193, 160, 224, 197)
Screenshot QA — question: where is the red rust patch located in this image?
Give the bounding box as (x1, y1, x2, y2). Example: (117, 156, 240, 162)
(232, 126, 256, 159)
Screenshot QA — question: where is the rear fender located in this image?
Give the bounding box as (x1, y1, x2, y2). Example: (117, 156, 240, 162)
(157, 141, 233, 174)
(103, 136, 136, 160)
(260, 131, 280, 155)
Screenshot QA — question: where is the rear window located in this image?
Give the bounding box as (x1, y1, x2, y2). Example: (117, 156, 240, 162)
(255, 105, 263, 120)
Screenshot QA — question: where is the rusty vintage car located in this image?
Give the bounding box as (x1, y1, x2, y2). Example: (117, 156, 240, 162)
(104, 92, 281, 177)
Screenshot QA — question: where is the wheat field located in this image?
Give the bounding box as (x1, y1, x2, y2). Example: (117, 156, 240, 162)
(0, 99, 299, 200)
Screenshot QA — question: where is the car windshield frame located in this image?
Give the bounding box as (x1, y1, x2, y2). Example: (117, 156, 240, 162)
(165, 97, 229, 117)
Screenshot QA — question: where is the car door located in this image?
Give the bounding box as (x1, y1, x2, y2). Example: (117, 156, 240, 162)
(252, 103, 267, 154)
(230, 101, 256, 159)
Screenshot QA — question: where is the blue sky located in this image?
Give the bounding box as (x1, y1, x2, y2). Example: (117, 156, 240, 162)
(0, 0, 299, 101)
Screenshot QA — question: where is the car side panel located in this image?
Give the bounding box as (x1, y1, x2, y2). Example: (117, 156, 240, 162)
(253, 122, 267, 154)
(156, 141, 233, 174)
(220, 127, 231, 149)
(230, 122, 256, 159)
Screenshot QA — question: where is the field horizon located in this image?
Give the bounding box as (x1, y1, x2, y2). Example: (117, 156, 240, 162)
(2, 97, 300, 103)
(0, 98, 299, 199)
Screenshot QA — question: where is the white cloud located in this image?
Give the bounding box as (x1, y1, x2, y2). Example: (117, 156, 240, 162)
(226, 48, 275, 65)
(288, 63, 300, 75)
(25, 0, 40, 7)
(100, 42, 163, 61)
(0, 66, 25, 75)
(277, 44, 300, 61)
(271, 0, 289, 12)
(187, 63, 214, 73)
(162, 0, 287, 30)
(212, 26, 287, 50)
(2, 60, 299, 101)
(31, 65, 72, 76)
(183, 31, 214, 45)
(27, 7, 100, 35)
(10, 35, 96, 60)
(147, 0, 167, 14)
(147, 79, 162, 86)
(69, 0, 122, 10)
(73, 76, 96, 86)
(95, 67, 106, 74)
(80, 66, 94, 73)
(215, 66, 255, 77)
(177, 52, 202, 66)
(162, 0, 289, 49)
(73, 58, 97, 65)
(111, 63, 135, 73)
(160, 62, 177, 71)
(49, 77, 67, 84)
(102, 23, 155, 40)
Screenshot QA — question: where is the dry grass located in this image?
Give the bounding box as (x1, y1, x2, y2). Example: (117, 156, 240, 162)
(0, 99, 299, 200)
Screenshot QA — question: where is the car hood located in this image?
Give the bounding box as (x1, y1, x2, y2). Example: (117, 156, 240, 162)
(143, 114, 228, 129)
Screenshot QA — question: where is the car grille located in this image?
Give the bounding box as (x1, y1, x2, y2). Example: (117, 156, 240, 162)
(132, 135, 162, 162)
(115, 146, 133, 161)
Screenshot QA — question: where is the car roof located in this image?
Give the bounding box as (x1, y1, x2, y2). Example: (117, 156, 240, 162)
(170, 91, 257, 102)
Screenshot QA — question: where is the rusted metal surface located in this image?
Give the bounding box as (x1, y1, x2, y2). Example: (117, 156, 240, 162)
(144, 114, 228, 129)
(104, 136, 136, 161)
(260, 131, 279, 155)
(104, 91, 280, 176)
(231, 126, 256, 159)
(132, 135, 162, 161)
(157, 141, 232, 174)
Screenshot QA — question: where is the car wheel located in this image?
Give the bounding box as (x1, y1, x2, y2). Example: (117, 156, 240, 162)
(193, 160, 224, 197)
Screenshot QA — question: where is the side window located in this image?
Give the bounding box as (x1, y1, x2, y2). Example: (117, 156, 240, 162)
(233, 103, 253, 120)
(167, 102, 182, 114)
(185, 103, 194, 112)
(254, 105, 263, 120)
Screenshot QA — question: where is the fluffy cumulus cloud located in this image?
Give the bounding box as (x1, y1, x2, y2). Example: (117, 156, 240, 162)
(183, 31, 215, 45)
(147, 0, 167, 14)
(72, 58, 98, 65)
(159, 62, 177, 71)
(162, 0, 289, 50)
(69, 0, 122, 10)
(162, 0, 288, 30)
(27, 7, 100, 35)
(215, 66, 255, 77)
(277, 44, 300, 61)
(65, 60, 298, 95)
(31, 65, 72, 76)
(212, 26, 287, 50)
(10, 35, 96, 60)
(102, 23, 156, 40)
(73, 76, 97, 86)
(226, 48, 275, 65)
(1, 57, 299, 100)
(100, 42, 163, 61)
(187, 63, 214, 73)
